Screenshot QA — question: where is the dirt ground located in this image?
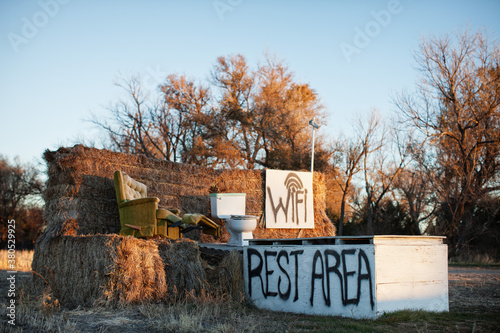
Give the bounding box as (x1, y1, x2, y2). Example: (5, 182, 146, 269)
(1, 266, 499, 332)
(447, 266, 500, 313)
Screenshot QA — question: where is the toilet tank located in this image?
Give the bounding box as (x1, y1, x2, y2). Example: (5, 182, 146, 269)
(210, 193, 246, 219)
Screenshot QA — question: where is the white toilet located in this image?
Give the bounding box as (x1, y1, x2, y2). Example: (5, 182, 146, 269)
(209, 193, 257, 246)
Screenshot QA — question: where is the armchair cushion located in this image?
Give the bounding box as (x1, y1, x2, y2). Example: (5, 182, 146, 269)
(114, 170, 148, 202)
(156, 209, 181, 223)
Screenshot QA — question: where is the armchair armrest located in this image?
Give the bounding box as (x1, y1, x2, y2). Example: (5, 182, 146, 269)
(118, 197, 160, 209)
(156, 209, 182, 223)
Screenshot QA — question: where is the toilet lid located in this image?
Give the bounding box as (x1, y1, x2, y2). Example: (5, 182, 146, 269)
(230, 215, 258, 220)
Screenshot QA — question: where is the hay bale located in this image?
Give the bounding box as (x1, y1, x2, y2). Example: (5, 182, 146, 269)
(156, 238, 207, 298)
(31, 234, 206, 308)
(104, 236, 167, 305)
(203, 250, 244, 302)
(32, 235, 165, 307)
(42, 145, 334, 242)
(42, 145, 221, 237)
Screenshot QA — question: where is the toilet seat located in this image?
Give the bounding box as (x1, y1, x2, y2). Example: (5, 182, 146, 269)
(230, 215, 258, 220)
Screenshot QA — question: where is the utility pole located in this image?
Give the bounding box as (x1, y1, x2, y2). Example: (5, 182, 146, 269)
(309, 118, 320, 173)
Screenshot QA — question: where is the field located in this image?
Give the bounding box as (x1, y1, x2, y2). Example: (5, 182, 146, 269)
(0, 251, 499, 332)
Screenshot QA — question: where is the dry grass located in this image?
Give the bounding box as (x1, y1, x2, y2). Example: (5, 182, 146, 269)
(449, 252, 499, 266)
(0, 271, 273, 332)
(0, 250, 33, 272)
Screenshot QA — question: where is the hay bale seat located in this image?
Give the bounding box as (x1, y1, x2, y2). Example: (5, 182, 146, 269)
(32, 234, 205, 307)
(33, 145, 335, 307)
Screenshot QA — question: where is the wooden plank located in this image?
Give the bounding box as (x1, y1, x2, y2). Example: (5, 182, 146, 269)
(376, 280, 449, 314)
(372, 236, 445, 246)
(375, 245, 448, 284)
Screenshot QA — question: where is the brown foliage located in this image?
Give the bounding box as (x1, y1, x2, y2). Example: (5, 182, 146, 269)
(93, 53, 328, 171)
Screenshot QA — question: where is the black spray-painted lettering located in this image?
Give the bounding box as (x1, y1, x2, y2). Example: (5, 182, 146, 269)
(325, 249, 343, 305)
(246, 247, 374, 310)
(290, 250, 304, 302)
(247, 248, 265, 298)
(277, 250, 291, 300)
(265, 250, 278, 297)
(357, 249, 375, 309)
(342, 249, 357, 304)
(310, 250, 327, 306)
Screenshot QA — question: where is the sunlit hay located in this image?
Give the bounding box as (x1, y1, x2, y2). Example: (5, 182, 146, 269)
(104, 236, 167, 306)
(42, 145, 221, 238)
(156, 238, 207, 300)
(31, 234, 168, 308)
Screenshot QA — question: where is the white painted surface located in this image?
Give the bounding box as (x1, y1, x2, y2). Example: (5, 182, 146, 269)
(210, 193, 246, 219)
(244, 236, 448, 318)
(265, 169, 314, 229)
(376, 281, 449, 314)
(244, 245, 376, 318)
(374, 242, 448, 315)
(372, 235, 446, 245)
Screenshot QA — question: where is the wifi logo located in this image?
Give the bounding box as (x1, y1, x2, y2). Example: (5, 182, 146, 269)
(265, 170, 314, 229)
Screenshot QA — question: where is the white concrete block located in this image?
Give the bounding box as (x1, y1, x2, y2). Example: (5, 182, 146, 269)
(243, 236, 448, 319)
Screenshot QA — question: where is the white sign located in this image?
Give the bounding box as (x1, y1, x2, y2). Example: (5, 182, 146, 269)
(243, 237, 449, 318)
(244, 245, 376, 318)
(265, 169, 314, 229)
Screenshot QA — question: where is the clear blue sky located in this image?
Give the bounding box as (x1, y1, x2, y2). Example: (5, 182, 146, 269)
(1, 0, 499, 167)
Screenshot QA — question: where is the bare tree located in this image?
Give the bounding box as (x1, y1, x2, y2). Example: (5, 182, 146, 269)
(91, 74, 214, 165)
(0, 156, 43, 220)
(91, 76, 168, 159)
(395, 29, 500, 253)
(0, 156, 44, 248)
(159, 74, 212, 165)
(392, 136, 437, 235)
(208, 54, 260, 169)
(358, 111, 386, 234)
(332, 135, 365, 235)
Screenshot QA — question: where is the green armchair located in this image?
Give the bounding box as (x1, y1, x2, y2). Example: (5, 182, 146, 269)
(113, 170, 221, 239)
(114, 170, 181, 239)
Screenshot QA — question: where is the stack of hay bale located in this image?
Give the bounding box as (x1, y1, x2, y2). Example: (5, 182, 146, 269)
(33, 145, 335, 307)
